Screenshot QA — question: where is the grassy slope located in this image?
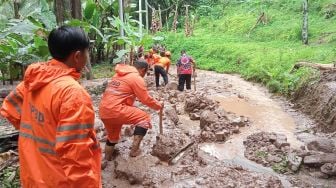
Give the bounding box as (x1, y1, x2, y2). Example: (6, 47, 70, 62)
(161, 0, 336, 94)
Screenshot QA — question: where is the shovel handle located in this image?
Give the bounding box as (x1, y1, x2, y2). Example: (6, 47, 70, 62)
(159, 108, 163, 134)
(193, 74, 196, 91)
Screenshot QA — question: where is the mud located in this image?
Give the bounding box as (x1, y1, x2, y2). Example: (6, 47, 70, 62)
(151, 131, 192, 161)
(244, 132, 294, 173)
(1, 66, 336, 187)
(293, 70, 336, 132)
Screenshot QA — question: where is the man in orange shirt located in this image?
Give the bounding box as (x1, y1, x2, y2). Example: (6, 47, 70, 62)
(154, 51, 171, 88)
(99, 60, 163, 160)
(0, 26, 101, 187)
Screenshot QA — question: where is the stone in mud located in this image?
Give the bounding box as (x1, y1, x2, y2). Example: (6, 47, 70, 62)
(165, 107, 179, 125)
(165, 81, 178, 90)
(320, 163, 336, 176)
(266, 155, 282, 163)
(176, 105, 184, 115)
(287, 153, 303, 172)
(232, 126, 240, 134)
(151, 132, 190, 161)
(190, 113, 200, 120)
(304, 153, 336, 165)
(200, 110, 218, 129)
(307, 138, 336, 153)
(114, 156, 151, 185)
(274, 134, 290, 149)
(215, 131, 226, 142)
(230, 117, 245, 127)
(309, 171, 329, 179)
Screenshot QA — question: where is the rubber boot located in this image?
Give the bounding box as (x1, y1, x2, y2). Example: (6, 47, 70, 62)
(129, 135, 144, 157)
(105, 144, 114, 161)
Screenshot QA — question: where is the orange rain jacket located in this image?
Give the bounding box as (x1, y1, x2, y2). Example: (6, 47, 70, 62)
(99, 64, 161, 120)
(156, 57, 171, 70)
(153, 54, 161, 64)
(0, 59, 101, 188)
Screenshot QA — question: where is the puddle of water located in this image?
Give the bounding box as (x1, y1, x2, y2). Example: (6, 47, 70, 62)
(212, 96, 302, 147)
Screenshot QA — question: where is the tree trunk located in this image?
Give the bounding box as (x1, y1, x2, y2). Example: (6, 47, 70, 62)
(54, 0, 65, 25)
(302, 0, 309, 45)
(71, 0, 82, 19)
(13, 0, 20, 19)
(172, 5, 178, 32)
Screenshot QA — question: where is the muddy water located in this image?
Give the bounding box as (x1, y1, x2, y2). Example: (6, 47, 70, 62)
(195, 70, 303, 161)
(97, 67, 324, 187)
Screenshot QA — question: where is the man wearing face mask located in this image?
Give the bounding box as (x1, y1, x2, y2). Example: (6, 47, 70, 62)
(0, 26, 101, 187)
(99, 60, 163, 161)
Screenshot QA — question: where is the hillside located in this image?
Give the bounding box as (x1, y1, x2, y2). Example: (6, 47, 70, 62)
(161, 0, 336, 94)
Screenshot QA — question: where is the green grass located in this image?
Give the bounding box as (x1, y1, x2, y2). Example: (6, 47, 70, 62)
(92, 62, 114, 79)
(159, 0, 336, 94)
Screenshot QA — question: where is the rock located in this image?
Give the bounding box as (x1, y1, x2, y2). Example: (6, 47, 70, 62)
(232, 126, 240, 134)
(176, 105, 184, 115)
(230, 117, 245, 127)
(151, 132, 190, 161)
(200, 110, 218, 129)
(165, 107, 179, 125)
(165, 81, 178, 90)
(307, 138, 336, 153)
(320, 163, 336, 176)
(304, 153, 336, 165)
(266, 155, 282, 163)
(215, 131, 226, 142)
(309, 171, 329, 179)
(287, 153, 303, 172)
(190, 113, 200, 120)
(274, 134, 290, 149)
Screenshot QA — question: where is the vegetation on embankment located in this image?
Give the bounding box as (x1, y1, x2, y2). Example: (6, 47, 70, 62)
(159, 0, 336, 94)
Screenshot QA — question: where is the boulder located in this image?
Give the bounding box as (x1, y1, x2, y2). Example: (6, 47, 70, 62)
(165, 107, 179, 125)
(320, 163, 336, 176)
(287, 152, 303, 172)
(307, 138, 336, 153)
(190, 113, 200, 120)
(200, 110, 218, 129)
(304, 153, 336, 166)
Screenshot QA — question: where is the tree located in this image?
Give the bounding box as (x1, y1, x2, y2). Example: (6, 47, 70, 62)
(71, 0, 82, 20)
(302, 0, 308, 45)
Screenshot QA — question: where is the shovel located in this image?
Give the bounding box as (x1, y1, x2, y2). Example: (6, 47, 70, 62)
(168, 142, 195, 165)
(193, 72, 197, 91)
(159, 107, 163, 134)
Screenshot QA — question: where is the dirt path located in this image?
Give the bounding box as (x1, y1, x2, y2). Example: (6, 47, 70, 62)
(89, 68, 335, 188)
(1, 68, 334, 187)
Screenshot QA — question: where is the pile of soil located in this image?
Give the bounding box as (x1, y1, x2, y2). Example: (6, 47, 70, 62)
(113, 128, 284, 187)
(151, 131, 192, 161)
(293, 70, 336, 132)
(244, 132, 293, 173)
(244, 132, 336, 179)
(182, 92, 249, 142)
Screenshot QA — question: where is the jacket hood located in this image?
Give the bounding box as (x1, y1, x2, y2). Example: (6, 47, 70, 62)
(114, 64, 139, 77)
(24, 59, 80, 91)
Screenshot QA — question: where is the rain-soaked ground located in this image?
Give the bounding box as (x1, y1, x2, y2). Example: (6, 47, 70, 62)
(1, 67, 335, 187)
(85, 68, 336, 188)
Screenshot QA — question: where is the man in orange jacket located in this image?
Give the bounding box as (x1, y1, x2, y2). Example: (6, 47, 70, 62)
(0, 26, 101, 187)
(99, 60, 163, 160)
(154, 51, 171, 88)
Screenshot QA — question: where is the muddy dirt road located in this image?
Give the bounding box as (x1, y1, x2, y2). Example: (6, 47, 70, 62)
(1, 68, 335, 187)
(85, 68, 336, 188)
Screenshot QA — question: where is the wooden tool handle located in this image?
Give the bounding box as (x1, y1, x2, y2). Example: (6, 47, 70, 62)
(193, 74, 196, 91)
(159, 108, 163, 134)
